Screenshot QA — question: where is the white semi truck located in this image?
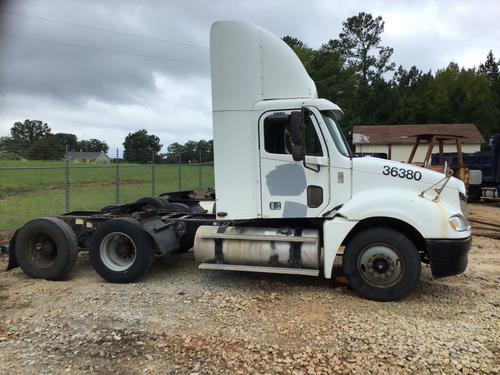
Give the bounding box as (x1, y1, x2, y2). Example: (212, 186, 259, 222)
(7, 21, 471, 301)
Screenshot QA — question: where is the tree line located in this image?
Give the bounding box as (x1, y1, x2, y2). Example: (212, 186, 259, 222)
(0, 119, 109, 160)
(122, 129, 213, 164)
(0, 120, 213, 164)
(282, 12, 500, 141)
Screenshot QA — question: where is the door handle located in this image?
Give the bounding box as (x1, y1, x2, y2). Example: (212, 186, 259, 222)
(304, 156, 329, 166)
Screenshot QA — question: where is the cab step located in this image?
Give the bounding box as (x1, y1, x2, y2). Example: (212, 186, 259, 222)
(198, 263, 319, 276)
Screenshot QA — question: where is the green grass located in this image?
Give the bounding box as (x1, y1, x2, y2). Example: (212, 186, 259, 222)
(0, 161, 214, 231)
(0, 160, 65, 167)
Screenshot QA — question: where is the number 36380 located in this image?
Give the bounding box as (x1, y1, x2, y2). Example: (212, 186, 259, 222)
(382, 165, 422, 181)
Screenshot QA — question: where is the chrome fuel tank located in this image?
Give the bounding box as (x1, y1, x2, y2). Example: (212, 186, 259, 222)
(194, 226, 320, 269)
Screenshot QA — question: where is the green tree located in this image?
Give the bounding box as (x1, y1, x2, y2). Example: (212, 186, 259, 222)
(0, 136, 27, 156)
(478, 50, 500, 93)
(77, 139, 109, 153)
(161, 140, 214, 164)
(362, 77, 396, 124)
(309, 42, 359, 130)
(332, 12, 395, 85)
(54, 133, 78, 151)
(123, 129, 162, 163)
(28, 135, 65, 160)
(428, 63, 499, 139)
(10, 119, 51, 148)
(195, 139, 213, 162)
(389, 65, 434, 124)
(182, 140, 198, 163)
(282, 36, 316, 70)
(207, 140, 214, 161)
(162, 142, 184, 163)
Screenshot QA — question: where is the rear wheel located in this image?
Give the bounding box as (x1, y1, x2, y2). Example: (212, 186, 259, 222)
(342, 227, 421, 301)
(89, 218, 154, 283)
(14, 217, 78, 280)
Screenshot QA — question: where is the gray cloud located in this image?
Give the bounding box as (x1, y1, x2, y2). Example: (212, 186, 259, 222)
(0, 0, 498, 153)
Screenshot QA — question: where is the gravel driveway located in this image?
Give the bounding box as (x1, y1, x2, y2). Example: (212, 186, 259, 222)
(0, 234, 499, 374)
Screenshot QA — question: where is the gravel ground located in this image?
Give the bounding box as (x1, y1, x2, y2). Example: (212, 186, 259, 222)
(0, 209, 499, 374)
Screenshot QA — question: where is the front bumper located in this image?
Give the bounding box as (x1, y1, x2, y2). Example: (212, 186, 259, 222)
(425, 236, 471, 278)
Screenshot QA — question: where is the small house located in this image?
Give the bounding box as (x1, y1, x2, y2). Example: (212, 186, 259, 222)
(67, 151, 110, 164)
(352, 123, 485, 162)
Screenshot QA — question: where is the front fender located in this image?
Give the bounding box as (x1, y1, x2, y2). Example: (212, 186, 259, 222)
(323, 217, 357, 278)
(337, 189, 469, 240)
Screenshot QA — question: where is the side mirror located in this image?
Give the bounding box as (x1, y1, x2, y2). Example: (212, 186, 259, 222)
(290, 109, 304, 161)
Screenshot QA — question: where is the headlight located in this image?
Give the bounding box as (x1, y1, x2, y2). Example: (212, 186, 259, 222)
(449, 214, 471, 232)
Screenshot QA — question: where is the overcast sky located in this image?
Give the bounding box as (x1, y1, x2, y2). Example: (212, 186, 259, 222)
(0, 0, 499, 154)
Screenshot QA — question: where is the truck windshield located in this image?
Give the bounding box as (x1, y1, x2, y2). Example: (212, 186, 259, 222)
(321, 111, 352, 157)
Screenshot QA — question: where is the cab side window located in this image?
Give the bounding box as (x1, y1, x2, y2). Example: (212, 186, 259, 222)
(304, 115, 323, 156)
(264, 112, 323, 156)
(264, 114, 290, 154)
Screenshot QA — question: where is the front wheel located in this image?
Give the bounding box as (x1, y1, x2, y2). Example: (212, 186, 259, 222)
(342, 227, 421, 301)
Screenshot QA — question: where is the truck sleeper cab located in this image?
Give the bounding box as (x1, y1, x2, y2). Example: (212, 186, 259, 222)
(7, 21, 471, 302)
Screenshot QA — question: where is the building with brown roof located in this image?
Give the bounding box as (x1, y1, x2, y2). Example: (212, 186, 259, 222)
(352, 123, 485, 162)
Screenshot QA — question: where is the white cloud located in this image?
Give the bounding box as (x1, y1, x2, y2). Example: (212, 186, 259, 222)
(0, 73, 212, 154)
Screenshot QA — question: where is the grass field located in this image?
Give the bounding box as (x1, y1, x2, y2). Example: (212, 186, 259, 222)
(0, 160, 214, 231)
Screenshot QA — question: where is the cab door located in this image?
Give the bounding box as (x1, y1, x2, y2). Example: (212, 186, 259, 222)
(259, 109, 330, 218)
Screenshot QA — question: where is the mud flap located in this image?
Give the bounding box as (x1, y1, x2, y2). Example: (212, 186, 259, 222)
(141, 218, 180, 256)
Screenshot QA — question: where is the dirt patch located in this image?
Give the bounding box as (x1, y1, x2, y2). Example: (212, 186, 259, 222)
(469, 202, 500, 239)
(0, 231, 12, 246)
(469, 201, 500, 224)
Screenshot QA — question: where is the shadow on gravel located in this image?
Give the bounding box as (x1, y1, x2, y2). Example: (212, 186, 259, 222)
(149, 251, 346, 291)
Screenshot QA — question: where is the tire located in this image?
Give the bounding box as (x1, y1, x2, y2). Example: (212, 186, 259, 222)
(14, 217, 78, 280)
(89, 218, 154, 283)
(342, 227, 421, 301)
(135, 197, 167, 209)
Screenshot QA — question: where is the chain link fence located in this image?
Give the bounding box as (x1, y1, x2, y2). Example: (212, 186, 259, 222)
(0, 148, 214, 232)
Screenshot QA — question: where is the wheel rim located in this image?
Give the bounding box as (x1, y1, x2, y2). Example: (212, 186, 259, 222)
(27, 233, 57, 268)
(357, 244, 404, 288)
(99, 232, 137, 272)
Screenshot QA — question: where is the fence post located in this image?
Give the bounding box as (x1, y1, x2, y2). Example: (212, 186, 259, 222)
(152, 151, 156, 196)
(178, 152, 182, 192)
(64, 145, 70, 213)
(198, 149, 202, 189)
(115, 148, 120, 204)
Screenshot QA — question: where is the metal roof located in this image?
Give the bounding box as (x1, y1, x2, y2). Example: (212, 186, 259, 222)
(352, 123, 485, 145)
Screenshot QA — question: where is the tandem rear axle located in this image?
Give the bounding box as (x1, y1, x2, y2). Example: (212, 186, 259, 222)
(7, 190, 326, 284)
